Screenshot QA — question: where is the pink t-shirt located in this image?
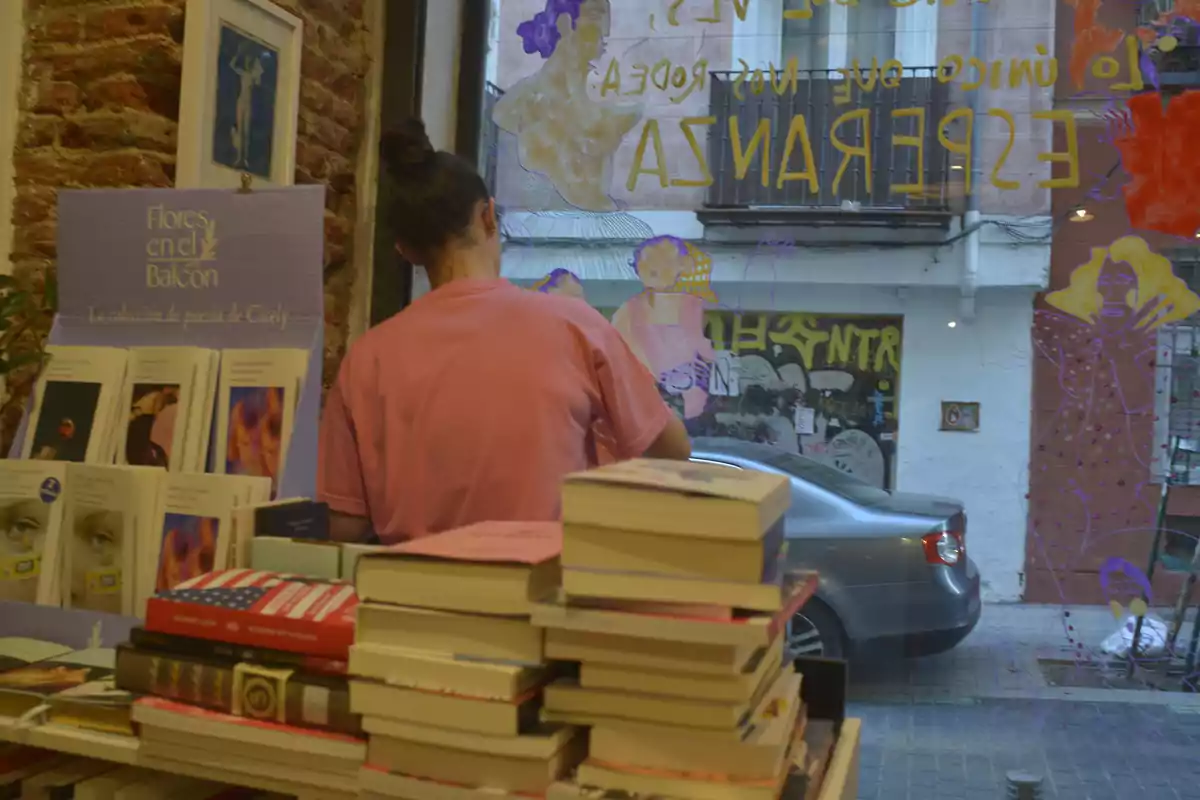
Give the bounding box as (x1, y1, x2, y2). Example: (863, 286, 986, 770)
(317, 278, 675, 544)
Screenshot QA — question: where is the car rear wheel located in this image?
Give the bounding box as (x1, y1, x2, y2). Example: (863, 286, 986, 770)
(787, 598, 846, 660)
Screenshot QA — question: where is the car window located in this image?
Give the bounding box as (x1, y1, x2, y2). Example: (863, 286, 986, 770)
(761, 450, 892, 506)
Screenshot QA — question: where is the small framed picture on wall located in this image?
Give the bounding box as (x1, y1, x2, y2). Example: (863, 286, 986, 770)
(176, 0, 303, 188)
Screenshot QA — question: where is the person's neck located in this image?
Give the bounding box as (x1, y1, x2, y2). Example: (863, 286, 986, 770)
(426, 250, 497, 290)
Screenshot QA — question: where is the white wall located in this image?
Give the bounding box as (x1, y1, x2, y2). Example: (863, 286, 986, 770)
(534, 275, 1034, 602)
(421, 0, 463, 152)
(0, 0, 26, 277)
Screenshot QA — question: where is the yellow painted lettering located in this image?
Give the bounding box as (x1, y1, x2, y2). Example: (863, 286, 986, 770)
(1110, 34, 1145, 91)
(627, 63, 649, 95)
(1092, 57, 1119, 79)
(600, 59, 621, 96)
(963, 57, 986, 90)
(833, 68, 853, 105)
(856, 328, 880, 371)
(1034, 109, 1080, 189)
(626, 119, 670, 191)
(731, 0, 750, 20)
(767, 314, 828, 371)
(939, 54, 963, 83)
(732, 314, 769, 354)
(783, 0, 820, 19)
(697, 0, 721, 23)
(650, 59, 672, 90)
(777, 114, 818, 191)
(937, 108, 973, 194)
(671, 59, 708, 104)
(1008, 58, 1033, 88)
(673, 116, 715, 188)
(829, 324, 856, 365)
(772, 56, 799, 96)
(987, 108, 1020, 190)
(890, 107, 926, 196)
(730, 117, 772, 187)
(667, 0, 685, 26)
(875, 326, 901, 372)
(830, 109, 872, 195)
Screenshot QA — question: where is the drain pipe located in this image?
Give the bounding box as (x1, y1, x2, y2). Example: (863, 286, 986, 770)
(959, 0, 985, 323)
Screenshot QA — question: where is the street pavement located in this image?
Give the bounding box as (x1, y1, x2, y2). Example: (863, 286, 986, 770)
(847, 604, 1200, 799)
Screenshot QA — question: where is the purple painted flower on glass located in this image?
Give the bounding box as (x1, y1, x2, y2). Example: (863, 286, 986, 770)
(517, 0, 586, 59)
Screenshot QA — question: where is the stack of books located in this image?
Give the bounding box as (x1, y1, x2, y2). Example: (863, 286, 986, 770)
(0, 636, 138, 737)
(535, 458, 816, 800)
(115, 569, 364, 796)
(348, 522, 586, 799)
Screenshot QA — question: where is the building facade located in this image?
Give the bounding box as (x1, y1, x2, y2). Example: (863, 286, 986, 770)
(481, 0, 1059, 602)
(1025, 0, 1200, 604)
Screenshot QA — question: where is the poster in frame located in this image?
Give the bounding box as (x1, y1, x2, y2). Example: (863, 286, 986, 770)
(176, 0, 303, 189)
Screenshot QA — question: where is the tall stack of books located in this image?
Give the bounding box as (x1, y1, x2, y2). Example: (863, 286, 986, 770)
(535, 458, 816, 800)
(348, 522, 586, 800)
(114, 569, 364, 797)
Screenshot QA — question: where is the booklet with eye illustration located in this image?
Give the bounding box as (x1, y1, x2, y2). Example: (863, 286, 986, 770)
(62, 464, 167, 617)
(0, 461, 68, 606)
(213, 349, 309, 499)
(22, 345, 129, 464)
(117, 347, 219, 473)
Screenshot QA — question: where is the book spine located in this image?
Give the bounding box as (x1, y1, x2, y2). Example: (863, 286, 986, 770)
(115, 646, 361, 736)
(128, 628, 348, 675)
(143, 598, 354, 659)
(761, 519, 787, 584)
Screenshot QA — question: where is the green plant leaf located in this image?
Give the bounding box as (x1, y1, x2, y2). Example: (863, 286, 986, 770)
(4, 352, 44, 371)
(43, 272, 57, 313)
(0, 290, 31, 317)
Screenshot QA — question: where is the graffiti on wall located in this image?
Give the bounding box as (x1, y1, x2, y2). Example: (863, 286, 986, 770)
(688, 312, 901, 490)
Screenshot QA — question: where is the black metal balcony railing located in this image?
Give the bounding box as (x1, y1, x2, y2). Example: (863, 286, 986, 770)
(705, 66, 953, 212)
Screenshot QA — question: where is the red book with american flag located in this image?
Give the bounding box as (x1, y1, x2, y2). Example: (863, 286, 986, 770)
(144, 569, 358, 659)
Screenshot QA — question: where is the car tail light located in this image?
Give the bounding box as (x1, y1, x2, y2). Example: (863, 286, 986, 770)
(922, 530, 964, 566)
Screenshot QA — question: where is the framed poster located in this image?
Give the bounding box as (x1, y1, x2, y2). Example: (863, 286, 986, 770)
(176, 0, 303, 189)
(940, 401, 980, 433)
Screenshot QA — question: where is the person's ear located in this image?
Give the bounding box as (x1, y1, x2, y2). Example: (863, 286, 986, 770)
(482, 198, 498, 238)
(394, 243, 417, 265)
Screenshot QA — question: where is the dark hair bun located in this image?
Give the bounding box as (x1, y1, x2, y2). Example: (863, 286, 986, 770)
(381, 118, 437, 178)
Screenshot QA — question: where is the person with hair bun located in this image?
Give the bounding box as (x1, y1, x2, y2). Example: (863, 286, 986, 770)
(317, 119, 691, 544)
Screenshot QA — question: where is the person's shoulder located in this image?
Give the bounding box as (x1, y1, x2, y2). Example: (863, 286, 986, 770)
(525, 291, 610, 328)
(338, 310, 410, 379)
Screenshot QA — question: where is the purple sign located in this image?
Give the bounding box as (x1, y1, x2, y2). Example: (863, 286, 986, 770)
(56, 186, 324, 334)
(11, 187, 326, 499)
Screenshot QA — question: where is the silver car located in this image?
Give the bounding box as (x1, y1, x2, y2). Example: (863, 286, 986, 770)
(691, 437, 982, 660)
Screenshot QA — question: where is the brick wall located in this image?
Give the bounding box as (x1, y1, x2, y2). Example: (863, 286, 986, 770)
(3, 0, 371, 449)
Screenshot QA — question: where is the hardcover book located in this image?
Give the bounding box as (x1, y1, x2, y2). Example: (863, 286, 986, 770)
(143, 569, 358, 659)
(115, 644, 360, 735)
(128, 626, 348, 675)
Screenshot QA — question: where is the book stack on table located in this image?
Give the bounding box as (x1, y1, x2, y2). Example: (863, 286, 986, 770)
(533, 458, 817, 800)
(113, 569, 363, 798)
(348, 522, 585, 800)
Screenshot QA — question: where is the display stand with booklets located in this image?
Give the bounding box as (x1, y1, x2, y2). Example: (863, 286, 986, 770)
(6, 183, 326, 499)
